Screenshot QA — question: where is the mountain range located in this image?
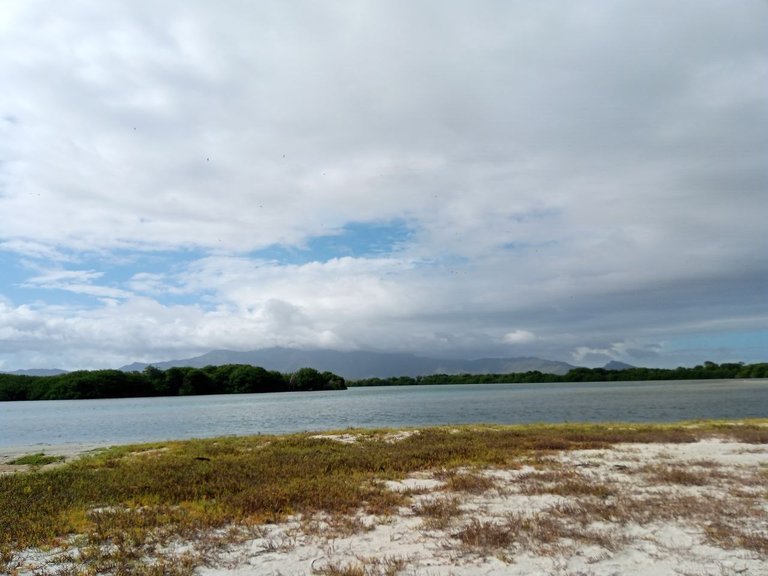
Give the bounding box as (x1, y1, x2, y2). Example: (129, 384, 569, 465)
(603, 360, 635, 371)
(119, 347, 577, 379)
(3, 368, 68, 377)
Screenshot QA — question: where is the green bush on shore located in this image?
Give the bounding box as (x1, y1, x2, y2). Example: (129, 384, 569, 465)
(0, 365, 346, 402)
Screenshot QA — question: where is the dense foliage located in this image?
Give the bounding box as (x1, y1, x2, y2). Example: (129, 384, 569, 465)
(348, 361, 768, 387)
(0, 365, 346, 401)
(1, 361, 764, 401)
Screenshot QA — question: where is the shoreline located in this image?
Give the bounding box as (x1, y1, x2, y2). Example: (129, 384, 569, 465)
(2, 417, 767, 467)
(2, 418, 767, 472)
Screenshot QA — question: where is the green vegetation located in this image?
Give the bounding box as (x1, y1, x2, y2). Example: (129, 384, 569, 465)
(1, 420, 765, 573)
(349, 360, 768, 387)
(2, 360, 765, 402)
(7, 453, 64, 466)
(0, 365, 346, 401)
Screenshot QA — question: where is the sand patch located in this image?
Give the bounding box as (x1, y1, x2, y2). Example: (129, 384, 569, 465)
(310, 430, 420, 445)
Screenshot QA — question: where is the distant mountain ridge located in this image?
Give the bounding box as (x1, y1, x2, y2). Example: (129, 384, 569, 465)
(1, 368, 68, 377)
(120, 347, 576, 379)
(603, 361, 636, 370)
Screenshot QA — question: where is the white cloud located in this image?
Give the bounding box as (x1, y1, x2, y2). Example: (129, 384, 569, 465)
(22, 268, 133, 300)
(503, 330, 536, 345)
(0, 1, 765, 370)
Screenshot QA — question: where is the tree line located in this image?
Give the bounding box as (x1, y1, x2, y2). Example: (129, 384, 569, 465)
(348, 361, 768, 387)
(1, 360, 764, 402)
(0, 365, 346, 401)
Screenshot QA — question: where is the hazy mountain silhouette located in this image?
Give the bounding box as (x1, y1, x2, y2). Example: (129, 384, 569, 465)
(1, 368, 68, 376)
(120, 347, 575, 379)
(603, 360, 636, 370)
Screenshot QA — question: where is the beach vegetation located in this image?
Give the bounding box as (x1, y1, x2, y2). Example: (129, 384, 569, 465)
(435, 470, 499, 495)
(412, 496, 463, 530)
(7, 453, 65, 466)
(1, 420, 766, 573)
(313, 556, 408, 576)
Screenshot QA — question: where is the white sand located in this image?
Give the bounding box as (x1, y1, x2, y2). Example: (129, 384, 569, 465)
(0, 443, 111, 474)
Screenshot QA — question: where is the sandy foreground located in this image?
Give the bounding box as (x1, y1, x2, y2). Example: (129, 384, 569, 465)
(7, 435, 767, 576)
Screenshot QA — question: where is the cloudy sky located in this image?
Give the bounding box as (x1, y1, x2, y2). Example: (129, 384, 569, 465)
(0, 0, 766, 371)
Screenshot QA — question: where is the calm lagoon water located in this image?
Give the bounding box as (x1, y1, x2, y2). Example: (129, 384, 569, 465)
(1, 379, 766, 450)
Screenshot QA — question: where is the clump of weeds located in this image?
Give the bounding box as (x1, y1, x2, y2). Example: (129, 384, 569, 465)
(313, 555, 408, 576)
(412, 497, 463, 530)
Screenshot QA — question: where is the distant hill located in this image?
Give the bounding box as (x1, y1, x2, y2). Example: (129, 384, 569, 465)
(120, 347, 576, 379)
(603, 361, 635, 371)
(1, 368, 68, 377)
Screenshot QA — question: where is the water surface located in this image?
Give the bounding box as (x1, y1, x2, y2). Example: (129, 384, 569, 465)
(1, 379, 766, 450)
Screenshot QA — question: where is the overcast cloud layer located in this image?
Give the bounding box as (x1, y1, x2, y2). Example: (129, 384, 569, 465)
(0, 0, 766, 371)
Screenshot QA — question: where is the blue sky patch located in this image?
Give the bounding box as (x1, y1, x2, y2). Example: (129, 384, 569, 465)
(0, 247, 210, 307)
(666, 330, 768, 363)
(251, 219, 414, 265)
(0, 250, 31, 303)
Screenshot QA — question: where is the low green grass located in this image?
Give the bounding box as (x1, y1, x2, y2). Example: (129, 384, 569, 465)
(1, 419, 766, 574)
(7, 452, 65, 466)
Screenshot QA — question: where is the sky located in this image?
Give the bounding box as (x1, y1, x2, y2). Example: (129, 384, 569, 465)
(0, 0, 766, 371)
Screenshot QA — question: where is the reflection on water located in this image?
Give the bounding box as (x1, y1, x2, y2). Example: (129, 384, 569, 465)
(1, 379, 766, 449)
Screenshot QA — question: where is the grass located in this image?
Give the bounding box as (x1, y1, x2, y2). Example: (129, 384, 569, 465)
(436, 469, 500, 494)
(7, 453, 65, 466)
(313, 556, 408, 576)
(1, 419, 766, 573)
(517, 468, 618, 498)
(453, 518, 519, 551)
(412, 496, 463, 530)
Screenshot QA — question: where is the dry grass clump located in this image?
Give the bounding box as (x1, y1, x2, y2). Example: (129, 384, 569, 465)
(313, 555, 407, 576)
(453, 518, 519, 552)
(433, 469, 499, 494)
(516, 468, 617, 498)
(542, 489, 768, 556)
(452, 489, 766, 559)
(705, 523, 768, 556)
(454, 509, 626, 555)
(642, 464, 712, 486)
(639, 461, 764, 492)
(301, 512, 376, 540)
(412, 497, 463, 530)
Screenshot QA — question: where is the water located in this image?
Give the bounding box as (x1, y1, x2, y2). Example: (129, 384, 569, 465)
(1, 379, 766, 450)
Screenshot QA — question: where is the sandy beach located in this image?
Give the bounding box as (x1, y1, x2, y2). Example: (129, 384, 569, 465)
(0, 443, 112, 476)
(5, 432, 767, 576)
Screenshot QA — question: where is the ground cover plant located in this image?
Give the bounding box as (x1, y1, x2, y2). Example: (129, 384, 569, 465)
(7, 453, 65, 466)
(1, 420, 766, 574)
